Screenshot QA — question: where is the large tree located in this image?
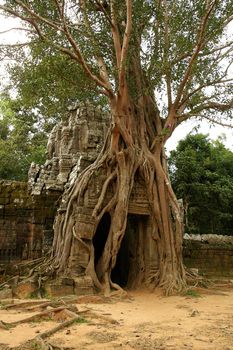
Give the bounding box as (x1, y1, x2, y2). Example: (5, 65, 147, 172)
(0, 0, 232, 294)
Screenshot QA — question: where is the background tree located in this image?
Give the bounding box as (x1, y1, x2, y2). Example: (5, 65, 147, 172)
(169, 133, 233, 236)
(0, 93, 47, 180)
(0, 0, 232, 294)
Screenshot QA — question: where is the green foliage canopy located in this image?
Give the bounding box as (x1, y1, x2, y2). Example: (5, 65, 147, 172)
(169, 133, 233, 235)
(0, 0, 232, 120)
(0, 0, 232, 181)
(0, 94, 47, 180)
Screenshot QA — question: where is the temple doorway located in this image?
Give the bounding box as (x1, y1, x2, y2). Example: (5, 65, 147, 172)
(93, 212, 111, 268)
(111, 214, 149, 289)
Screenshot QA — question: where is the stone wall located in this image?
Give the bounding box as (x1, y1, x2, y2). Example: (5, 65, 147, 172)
(183, 238, 233, 278)
(0, 180, 60, 263)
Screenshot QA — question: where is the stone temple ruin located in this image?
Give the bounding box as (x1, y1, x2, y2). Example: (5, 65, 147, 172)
(1, 102, 108, 267)
(28, 102, 159, 291)
(0, 103, 161, 294)
(0, 103, 233, 296)
(28, 102, 109, 195)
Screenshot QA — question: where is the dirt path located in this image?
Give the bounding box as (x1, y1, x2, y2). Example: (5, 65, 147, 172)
(0, 287, 232, 350)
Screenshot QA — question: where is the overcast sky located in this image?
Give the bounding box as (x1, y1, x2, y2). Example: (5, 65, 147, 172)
(0, 9, 232, 153)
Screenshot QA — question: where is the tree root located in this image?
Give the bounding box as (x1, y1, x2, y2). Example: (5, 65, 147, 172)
(84, 310, 119, 325)
(2, 300, 51, 311)
(4, 297, 80, 312)
(0, 276, 19, 290)
(1, 298, 121, 350)
(0, 320, 9, 330)
(185, 267, 210, 288)
(36, 315, 83, 340)
(1, 306, 69, 328)
(18, 337, 73, 350)
(108, 281, 128, 298)
(0, 254, 55, 293)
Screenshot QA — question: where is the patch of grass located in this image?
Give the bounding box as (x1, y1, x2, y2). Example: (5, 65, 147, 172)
(30, 290, 39, 299)
(184, 289, 201, 298)
(29, 288, 52, 300)
(30, 340, 44, 350)
(74, 317, 88, 324)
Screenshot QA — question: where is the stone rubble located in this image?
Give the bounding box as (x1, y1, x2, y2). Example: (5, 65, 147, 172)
(184, 233, 233, 245)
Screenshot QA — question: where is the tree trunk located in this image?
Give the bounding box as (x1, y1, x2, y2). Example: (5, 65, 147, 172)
(49, 81, 186, 295)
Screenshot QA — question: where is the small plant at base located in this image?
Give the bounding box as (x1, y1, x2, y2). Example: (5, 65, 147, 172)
(74, 317, 88, 324)
(185, 289, 201, 298)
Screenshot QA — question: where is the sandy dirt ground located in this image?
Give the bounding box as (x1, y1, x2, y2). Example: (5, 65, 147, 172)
(0, 287, 232, 350)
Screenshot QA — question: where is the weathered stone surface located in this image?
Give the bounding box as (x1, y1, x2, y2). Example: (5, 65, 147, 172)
(13, 280, 37, 298)
(74, 276, 94, 295)
(28, 102, 109, 195)
(44, 276, 93, 297)
(0, 181, 59, 263)
(184, 233, 233, 245)
(45, 283, 74, 297)
(183, 237, 233, 278)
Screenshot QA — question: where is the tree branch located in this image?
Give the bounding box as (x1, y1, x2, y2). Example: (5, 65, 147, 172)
(202, 114, 233, 128)
(78, 0, 113, 95)
(177, 97, 233, 125)
(0, 5, 37, 26)
(0, 41, 34, 48)
(13, 0, 63, 32)
(173, 1, 216, 109)
(110, 0, 122, 71)
(61, 20, 113, 94)
(0, 27, 33, 34)
(162, 0, 172, 109)
(172, 39, 233, 66)
(119, 0, 132, 89)
(53, 0, 65, 19)
(177, 112, 233, 128)
(224, 14, 233, 27)
(179, 77, 233, 109)
(202, 99, 233, 112)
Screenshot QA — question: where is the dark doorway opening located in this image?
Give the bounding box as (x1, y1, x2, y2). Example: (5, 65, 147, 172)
(111, 214, 148, 288)
(93, 212, 111, 268)
(111, 224, 131, 287)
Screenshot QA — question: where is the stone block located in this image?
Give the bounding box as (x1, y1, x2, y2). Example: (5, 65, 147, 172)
(45, 283, 74, 297)
(74, 276, 94, 296)
(13, 280, 37, 298)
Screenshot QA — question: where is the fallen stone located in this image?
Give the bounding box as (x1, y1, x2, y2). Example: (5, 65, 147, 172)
(190, 310, 199, 317)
